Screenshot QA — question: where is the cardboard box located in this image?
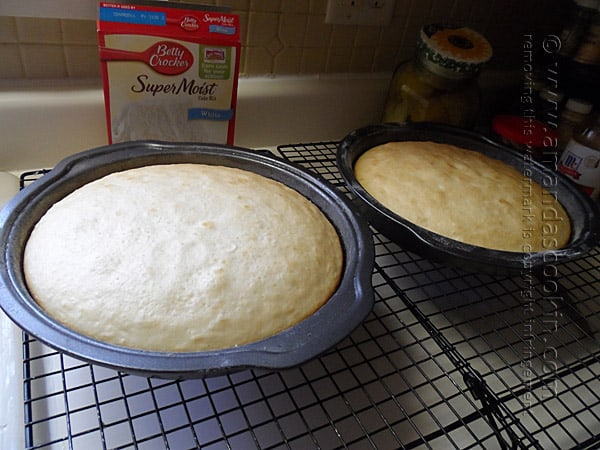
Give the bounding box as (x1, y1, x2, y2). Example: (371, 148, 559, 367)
(98, 1, 240, 144)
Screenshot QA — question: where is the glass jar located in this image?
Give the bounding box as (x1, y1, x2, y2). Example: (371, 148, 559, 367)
(382, 24, 492, 129)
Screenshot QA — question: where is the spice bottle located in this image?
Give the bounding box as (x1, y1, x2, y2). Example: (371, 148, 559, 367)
(558, 114, 600, 199)
(562, 4, 600, 105)
(556, 98, 594, 151)
(382, 24, 492, 129)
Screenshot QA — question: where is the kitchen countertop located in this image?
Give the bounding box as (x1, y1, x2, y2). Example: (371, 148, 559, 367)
(0, 70, 521, 172)
(0, 74, 391, 172)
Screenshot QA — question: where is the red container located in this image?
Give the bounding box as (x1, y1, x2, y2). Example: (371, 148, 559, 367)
(492, 115, 558, 161)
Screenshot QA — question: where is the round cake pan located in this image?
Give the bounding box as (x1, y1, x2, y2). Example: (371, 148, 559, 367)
(336, 122, 600, 275)
(0, 141, 374, 379)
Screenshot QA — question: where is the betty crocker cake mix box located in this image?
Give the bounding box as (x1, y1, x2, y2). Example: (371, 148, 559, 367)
(98, 1, 240, 144)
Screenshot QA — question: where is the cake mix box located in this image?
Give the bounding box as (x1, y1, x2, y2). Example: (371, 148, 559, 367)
(98, 1, 240, 145)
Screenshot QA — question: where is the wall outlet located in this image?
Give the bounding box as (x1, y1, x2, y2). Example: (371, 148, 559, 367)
(325, 0, 395, 26)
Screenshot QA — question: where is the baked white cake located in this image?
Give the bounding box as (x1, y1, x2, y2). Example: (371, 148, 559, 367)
(24, 164, 343, 352)
(354, 141, 571, 252)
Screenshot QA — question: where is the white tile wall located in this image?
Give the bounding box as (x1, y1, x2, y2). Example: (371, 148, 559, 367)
(0, 0, 562, 80)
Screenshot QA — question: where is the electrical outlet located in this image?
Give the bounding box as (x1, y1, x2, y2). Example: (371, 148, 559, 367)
(325, 0, 395, 26)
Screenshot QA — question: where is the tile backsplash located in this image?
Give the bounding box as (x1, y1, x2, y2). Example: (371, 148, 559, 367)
(0, 0, 561, 80)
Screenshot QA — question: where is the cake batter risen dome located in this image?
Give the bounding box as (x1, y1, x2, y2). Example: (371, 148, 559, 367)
(354, 141, 571, 252)
(24, 164, 344, 352)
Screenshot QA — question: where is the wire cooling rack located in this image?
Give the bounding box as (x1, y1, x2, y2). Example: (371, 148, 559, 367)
(19, 142, 600, 449)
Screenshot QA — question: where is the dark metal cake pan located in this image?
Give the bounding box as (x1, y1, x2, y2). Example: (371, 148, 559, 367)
(336, 122, 600, 275)
(0, 141, 374, 379)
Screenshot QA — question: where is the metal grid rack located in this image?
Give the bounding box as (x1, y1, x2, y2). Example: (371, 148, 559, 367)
(19, 142, 600, 449)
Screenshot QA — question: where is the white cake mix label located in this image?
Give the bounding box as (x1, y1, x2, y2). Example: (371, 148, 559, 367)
(98, 2, 240, 145)
(558, 139, 600, 199)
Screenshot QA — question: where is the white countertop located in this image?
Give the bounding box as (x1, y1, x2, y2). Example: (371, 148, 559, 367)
(0, 74, 391, 172)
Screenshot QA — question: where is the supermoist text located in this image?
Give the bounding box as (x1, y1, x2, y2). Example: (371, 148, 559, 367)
(131, 74, 218, 97)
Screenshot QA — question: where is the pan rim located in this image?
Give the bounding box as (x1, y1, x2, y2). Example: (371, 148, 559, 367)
(336, 122, 600, 275)
(0, 140, 375, 378)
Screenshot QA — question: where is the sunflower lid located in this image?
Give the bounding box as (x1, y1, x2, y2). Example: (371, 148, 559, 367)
(416, 24, 493, 80)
